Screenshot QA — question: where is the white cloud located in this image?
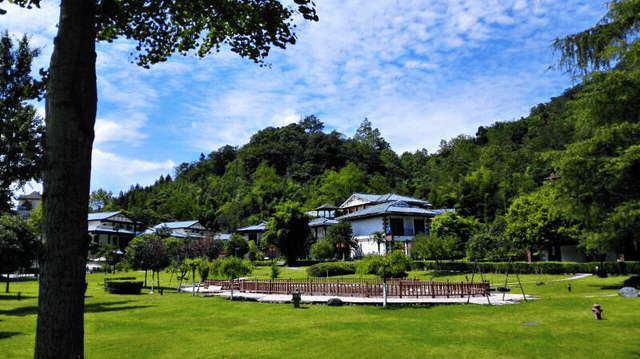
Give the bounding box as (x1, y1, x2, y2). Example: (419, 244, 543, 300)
(94, 113, 148, 144)
(91, 149, 175, 192)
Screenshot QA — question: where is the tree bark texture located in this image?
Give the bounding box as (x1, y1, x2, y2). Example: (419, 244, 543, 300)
(34, 0, 97, 358)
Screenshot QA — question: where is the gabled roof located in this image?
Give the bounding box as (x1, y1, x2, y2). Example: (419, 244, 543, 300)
(308, 217, 339, 227)
(18, 191, 41, 200)
(144, 221, 205, 238)
(340, 193, 432, 209)
(88, 211, 124, 221)
(316, 204, 338, 210)
(87, 225, 137, 235)
(337, 201, 451, 220)
(214, 233, 231, 241)
(152, 220, 203, 230)
(237, 221, 268, 232)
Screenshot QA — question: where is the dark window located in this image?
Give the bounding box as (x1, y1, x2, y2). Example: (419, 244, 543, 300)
(390, 218, 404, 236)
(414, 219, 425, 234)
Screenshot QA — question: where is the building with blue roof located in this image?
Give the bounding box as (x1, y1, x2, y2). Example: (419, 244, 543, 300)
(337, 193, 453, 256)
(87, 211, 142, 256)
(146, 220, 211, 239)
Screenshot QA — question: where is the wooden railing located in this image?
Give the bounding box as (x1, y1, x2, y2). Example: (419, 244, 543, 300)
(203, 278, 489, 298)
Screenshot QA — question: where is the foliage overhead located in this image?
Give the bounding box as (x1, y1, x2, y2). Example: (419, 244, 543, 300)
(0, 31, 45, 211)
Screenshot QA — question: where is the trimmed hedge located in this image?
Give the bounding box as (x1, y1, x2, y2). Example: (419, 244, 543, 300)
(306, 262, 357, 277)
(104, 277, 143, 294)
(414, 261, 640, 275)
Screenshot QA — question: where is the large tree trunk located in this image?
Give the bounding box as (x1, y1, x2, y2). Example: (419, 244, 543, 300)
(34, 0, 97, 358)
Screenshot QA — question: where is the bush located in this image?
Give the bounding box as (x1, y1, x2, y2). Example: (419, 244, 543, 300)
(415, 260, 639, 275)
(115, 261, 131, 272)
(270, 263, 280, 279)
(104, 278, 143, 294)
(306, 261, 357, 277)
(357, 252, 410, 279)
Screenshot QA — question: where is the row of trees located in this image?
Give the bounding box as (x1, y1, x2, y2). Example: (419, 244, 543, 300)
(121, 233, 252, 297)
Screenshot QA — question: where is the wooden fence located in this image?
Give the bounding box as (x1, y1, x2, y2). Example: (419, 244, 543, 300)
(203, 278, 489, 298)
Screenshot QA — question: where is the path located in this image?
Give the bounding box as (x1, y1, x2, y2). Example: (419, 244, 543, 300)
(178, 284, 533, 305)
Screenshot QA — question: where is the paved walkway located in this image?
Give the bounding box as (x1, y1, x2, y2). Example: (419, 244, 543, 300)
(179, 285, 533, 305)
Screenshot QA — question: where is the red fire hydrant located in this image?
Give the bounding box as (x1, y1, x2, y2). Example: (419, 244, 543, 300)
(591, 302, 603, 320)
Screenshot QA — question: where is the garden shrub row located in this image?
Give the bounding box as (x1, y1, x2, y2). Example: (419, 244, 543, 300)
(413, 260, 640, 275)
(306, 262, 357, 277)
(104, 277, 143, 294)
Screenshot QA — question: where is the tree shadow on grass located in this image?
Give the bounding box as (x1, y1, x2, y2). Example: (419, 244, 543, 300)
(85, 301, 152, 314)
(0, 301, 152, 317)
(596, 285, 625, 290)
(0, 332, 23, 340)
(0, 305, 37, 317)
(0, 294, 37, 301)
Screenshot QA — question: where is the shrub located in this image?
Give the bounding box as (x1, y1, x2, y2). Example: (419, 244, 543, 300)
(104, 278, 143, 294)
(357, 252, 410, 278)
(270, 263, 280, 279)
(415, 260, 639, 275)
(115, 261, 131, 272)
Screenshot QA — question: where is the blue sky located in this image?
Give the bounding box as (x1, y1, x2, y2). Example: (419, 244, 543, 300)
(6, 0, 606, 197)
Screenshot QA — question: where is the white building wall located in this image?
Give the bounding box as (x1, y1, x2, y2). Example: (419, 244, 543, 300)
(350, 217, 384, 237)
(355, 236, 386, 256)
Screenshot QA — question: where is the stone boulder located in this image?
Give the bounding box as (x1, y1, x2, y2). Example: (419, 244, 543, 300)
(619, 287, 639, 298)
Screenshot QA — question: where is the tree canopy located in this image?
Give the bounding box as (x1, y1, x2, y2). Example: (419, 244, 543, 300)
(553, 0, 640, 78)
(0, 214, 39, 292)
(0, 31, 45, 212)
(263, 201, 309, 265)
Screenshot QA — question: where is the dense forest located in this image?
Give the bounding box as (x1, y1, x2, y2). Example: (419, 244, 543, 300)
(87, 1, 640, 262)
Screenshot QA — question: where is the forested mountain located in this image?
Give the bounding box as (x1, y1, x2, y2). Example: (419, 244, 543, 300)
(94, 2, 640, 262)
(100, 85, 575, 229)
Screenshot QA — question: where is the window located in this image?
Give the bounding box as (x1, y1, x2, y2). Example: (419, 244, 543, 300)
(414, 219, 425, 234)
(390, 218, 404, 236)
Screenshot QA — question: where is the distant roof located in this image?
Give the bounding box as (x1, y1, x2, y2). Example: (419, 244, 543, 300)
(309, 218, 339, 227)
(88, 211, 122, 221)
(316, 204, 338, 210)
(152, 220, 202, 230)
(88, 225, 137, 235)
(237, 221, 268, 232)
(18, 191, 41, 200)
(213, 233, 231, 241)
(340, 193, 432, 209)
(337, 201, 451, 221)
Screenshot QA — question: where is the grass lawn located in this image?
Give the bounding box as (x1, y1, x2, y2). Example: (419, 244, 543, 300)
(1, 269, 639, 358)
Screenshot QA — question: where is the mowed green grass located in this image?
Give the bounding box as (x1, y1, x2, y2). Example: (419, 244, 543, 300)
(1, 269, 639, 359)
